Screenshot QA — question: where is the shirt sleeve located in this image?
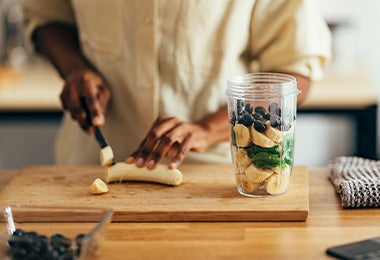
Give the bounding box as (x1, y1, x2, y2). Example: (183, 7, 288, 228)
(21, 0, 75, 51)
(250, 0, 332, 80)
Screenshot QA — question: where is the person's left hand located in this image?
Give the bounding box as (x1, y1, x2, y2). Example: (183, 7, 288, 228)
(125, 116, 210, 169)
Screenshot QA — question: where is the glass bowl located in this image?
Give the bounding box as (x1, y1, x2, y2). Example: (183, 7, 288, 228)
(0, 205, 114, 260)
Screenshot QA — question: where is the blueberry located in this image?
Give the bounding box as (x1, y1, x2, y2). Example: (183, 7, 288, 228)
(229, 112, 237, 125)
(252, 113, 264, 122)
(254, 106, 266, 116)
(254, 121, 267, 133)
(239, 113, 254, 127)
(270, 115, 281, 128)
(275, 107, 281, 116)
(244, 103, 253, 114)
(269, 102, 279, 113)
(10, 247, 28, 259)
(24, 231, 38, 238)
(12, 229, 24, 237)
(263, 113, 271, 120)
(51, 235, 71, 249)
(236, 100, 244, 114)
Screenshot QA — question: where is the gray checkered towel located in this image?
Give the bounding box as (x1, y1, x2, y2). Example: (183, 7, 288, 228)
(329, 156, 380, 208)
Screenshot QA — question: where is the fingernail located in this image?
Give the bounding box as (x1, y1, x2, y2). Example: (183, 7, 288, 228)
(136, 158, 145, 167)
(169, 161, 178, 169)
(93, 116, 104, 125)
(146, 160, 155, 168)
(125, 157, 135, 163)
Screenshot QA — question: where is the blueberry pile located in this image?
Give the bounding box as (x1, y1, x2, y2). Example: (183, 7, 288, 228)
(230, 100, 292, 132)
(7, 229, 86, 260)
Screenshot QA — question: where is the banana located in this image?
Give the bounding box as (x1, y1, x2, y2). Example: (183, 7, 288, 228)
(99, 146, 115, 167)
(251, 127, 276, 148)
(237, 174, 261, 193)
(235, 148, 252, 171)
(244, 163, 273, 183)
(233, 124, 251, 147)
(273, 165, 291, 176)
(265, 121, 284, 143)
(264, 171, 290, 195)
(104, 162, 183, 186)
(91, 178, 109, 195)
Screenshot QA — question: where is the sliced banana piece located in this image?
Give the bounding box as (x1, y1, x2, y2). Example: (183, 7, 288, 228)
(235, 148, 252, 170)
(237, 174, 261, 193)
(245, 164, 273, 183)
(251, 127, 276, 148)
(99, 146, 115, 167)
(265, 121, 284, 143)
(91, 178, 109, 195)
(105, 162, 183, 186)
(264, 171, 290, 195)
(233, 124, 251, 147)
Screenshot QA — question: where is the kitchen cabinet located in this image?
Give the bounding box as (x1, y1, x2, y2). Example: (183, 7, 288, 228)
(0, 111, 62, 169)
(300, 67, 378, 161)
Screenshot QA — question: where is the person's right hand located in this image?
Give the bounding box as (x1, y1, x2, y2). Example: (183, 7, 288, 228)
(60, 69, 111, 133)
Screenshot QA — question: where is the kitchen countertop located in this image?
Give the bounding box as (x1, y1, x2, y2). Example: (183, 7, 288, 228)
(0, 58, 63, 111)
(1, 167, 380, 259)
(0, 59, 378, 111)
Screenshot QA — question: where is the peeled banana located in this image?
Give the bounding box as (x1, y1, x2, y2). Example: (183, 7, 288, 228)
(251, 127, 276, 148)
(99, 146, 115, 167)
(234, 148, 252, 171)
(245, 163, 273, 183)
(233, 124, 251, 147)
(91, 178, 109, 195)
(265, 121, 284, 143)
(264, 166, 291, 195)
(104, 162, 183, 186)
(237, 174, 261, 193)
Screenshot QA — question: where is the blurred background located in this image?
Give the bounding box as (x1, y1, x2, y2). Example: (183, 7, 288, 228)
(0, 0, 379, 169)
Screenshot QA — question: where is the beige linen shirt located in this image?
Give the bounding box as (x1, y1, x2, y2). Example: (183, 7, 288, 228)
(22, 0, 331, 165)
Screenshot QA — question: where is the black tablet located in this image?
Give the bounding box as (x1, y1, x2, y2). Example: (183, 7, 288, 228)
(326, 236, 380, 260)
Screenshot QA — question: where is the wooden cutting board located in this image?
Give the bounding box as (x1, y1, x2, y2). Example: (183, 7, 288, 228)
(0, 164, 309, 222)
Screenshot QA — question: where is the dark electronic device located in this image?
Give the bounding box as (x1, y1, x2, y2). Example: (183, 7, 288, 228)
(326, 236, 380, 260)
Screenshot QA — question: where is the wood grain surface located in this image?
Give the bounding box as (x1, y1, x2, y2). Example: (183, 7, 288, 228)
(0, 164, 309, 222)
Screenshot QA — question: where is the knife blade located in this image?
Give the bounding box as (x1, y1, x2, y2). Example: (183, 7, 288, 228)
(81, 98, 116, 165)
(94, 126, 108, 149)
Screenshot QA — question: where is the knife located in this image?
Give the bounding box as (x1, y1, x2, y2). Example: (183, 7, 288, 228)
(81, 98, 116, 165)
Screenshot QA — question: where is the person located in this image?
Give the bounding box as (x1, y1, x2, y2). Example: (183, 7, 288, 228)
(22, 0, 331, 169)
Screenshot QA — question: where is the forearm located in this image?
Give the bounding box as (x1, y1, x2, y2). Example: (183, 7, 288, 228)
(33, 23, 91, 79)
(284, 72, 311, 106)
(196, 105, 230, 149)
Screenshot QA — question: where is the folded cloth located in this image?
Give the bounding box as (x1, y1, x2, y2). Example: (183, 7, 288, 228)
(329, 156, 380, 208)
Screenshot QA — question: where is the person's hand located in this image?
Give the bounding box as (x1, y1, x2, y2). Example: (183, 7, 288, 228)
(60, 69, 111, 133)
(126, 116, 211, 169)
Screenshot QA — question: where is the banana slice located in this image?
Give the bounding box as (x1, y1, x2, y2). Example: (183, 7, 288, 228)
(105, 162, 183, 186)
(100, 146, 115, 167)
(233, 124, 251, 147)
(251, 127, 276, 148)
(237, 174, 261, 193)
(91, 178, 109, 195)
(273, 165, 291, 176)
(244, 164, 273, 183)
(265, 121, 284, 143)
(264, 172, 290, 195)
(235, 148, 252, 171)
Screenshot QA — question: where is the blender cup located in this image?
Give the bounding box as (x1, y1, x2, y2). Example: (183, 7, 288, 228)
(225, 73, 300, 197)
